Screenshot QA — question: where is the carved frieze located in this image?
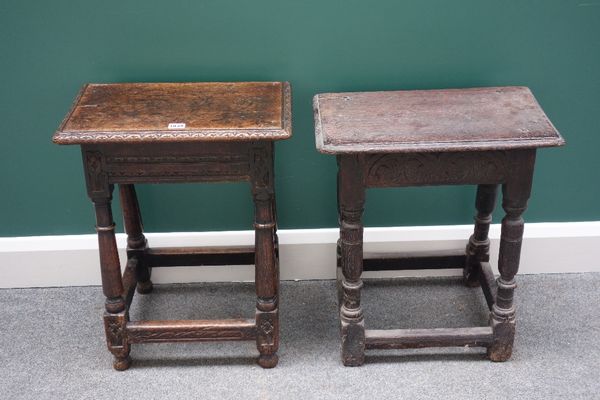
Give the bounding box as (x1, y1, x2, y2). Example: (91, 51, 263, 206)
(102, 153, 250, 183)
(127, 326, 255, 343)
(55, 129, 288, 144)
(365, 151, 509, 187)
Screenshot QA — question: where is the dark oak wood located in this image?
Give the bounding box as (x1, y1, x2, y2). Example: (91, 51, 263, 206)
(364, 150, 530, 187)
(337, 154, 366, 366)
(479, 261, 498, 311)
(464, 184, 498, 287)
(54, 82, 291, 144)
(85, 142, 253, 184)
(55, 81, 290, 370)
(127, 319, 257, 343)
(119, 184, 152, 294)
(103, 309, 130, 371)
(251, 142, 280, 368)
(122, 258, 138, 308)
(489, 164, 535, 361)
(314, 86, 564, 153)
(365, 327, 494, 350)
(314, 86, 563, 366)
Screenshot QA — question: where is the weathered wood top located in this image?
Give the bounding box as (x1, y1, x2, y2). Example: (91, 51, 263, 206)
(54, 82, 291, 144)
(314, 86, 564, 153)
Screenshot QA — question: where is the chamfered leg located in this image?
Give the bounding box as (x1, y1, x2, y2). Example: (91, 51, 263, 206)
(119, 184, 152, 294)
(251, 143, 279, 368)
(337, 155, 366, 366)
(488, 151, 535, 362)
(464, 184, 499, 287)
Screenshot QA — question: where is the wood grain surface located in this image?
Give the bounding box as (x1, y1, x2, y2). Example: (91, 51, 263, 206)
(314, 86, 564, 153)
(54, 82, 291, 144)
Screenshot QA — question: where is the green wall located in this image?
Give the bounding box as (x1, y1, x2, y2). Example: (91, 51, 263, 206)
(1, 0, 599, 237)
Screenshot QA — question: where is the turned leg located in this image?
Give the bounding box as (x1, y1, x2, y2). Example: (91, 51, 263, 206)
(337, 155, 366, 366)
(119, 184, 152, 294)
(251, 144, 279, 368)
(93, 187, 131, 371)
(336, 176, 343, 308)
(488, 161, 534, 361)
(464, 184, 498, 287)
(336, 239, 343, 308)
(272, 195, 280, 264)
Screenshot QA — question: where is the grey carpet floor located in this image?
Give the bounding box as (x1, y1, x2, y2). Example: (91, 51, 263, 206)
(1, 274, 599, 400)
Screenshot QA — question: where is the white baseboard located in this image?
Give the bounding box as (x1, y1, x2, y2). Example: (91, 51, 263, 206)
(1, 221, 599, 288)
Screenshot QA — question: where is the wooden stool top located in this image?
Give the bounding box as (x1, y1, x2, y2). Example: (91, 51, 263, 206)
(314, 86, 563, 154)
(54, 82, 291, 144)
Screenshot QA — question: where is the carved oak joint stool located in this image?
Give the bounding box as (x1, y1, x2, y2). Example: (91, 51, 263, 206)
(54, 82, 291, 370)
(313, 87, 563, 366)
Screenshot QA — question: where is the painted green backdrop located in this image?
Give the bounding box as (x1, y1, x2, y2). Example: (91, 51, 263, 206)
(1, 0, 598, 237)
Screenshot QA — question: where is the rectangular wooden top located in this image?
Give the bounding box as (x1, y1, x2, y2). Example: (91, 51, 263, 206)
(314, 86, 564, 154)
(54, 82, 291, 144)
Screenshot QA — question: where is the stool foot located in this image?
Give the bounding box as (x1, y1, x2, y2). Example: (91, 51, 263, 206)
(257, 353, 278, 368)
(136, 280, 153, 294)
(342, 358, 364, 367)
(341, 318, 365, 367)
(487, 318, 515, 362)
(488, 345, 513, 362)
(113, 356, 132, 371)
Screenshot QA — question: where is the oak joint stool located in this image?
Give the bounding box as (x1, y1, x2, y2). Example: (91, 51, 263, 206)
(314, 86, 564, 366)
(54, 81, 291, 370)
